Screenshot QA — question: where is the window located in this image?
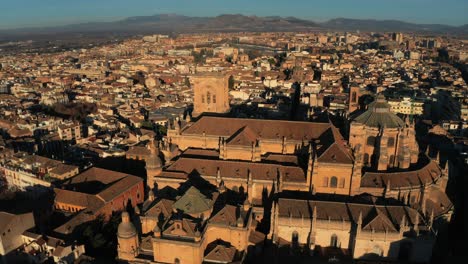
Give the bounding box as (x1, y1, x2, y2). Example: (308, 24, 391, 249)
(207, 92, 211, 104)
(389, 155, 395, 167)
(292, 231, 299, 245)
(201, 95, 205, 103)
(387, 137, 395, 147)
(351, 91, 357, 103)
(322, 177, 329, 187)
(213, 94, 216, 104)
(330, 177, 338, 188)
(363, 153, 370, 166)
(367, 136, 376, 146)
(330, 234, 338, 248)
(339, 178, 345, 188)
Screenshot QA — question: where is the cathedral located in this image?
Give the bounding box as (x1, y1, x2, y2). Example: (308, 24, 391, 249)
(116, 77, 452, 264)
(349, 94, 419, 171)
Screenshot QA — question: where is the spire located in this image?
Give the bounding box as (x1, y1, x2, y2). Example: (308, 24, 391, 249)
(414, 213, 420, 235)
(216, 167, 221, 183)
(243, 197, 251, 211)
(429, 209, 434, 229)
(122, 211, 130, 223)
(421, 189, 427, 216)
(219, 180, 226, 193)
(399, 215, 406, 235)
(385, 180, 391, 197)
(237, 207, 244, 228)
(150, 138, 160, 155)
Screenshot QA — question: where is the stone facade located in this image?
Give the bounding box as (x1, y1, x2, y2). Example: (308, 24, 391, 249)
(349, 95, 419, 170)
(124, 114, 452, 263)
(271, 198, 435, 263)
(191, 73, 230, 117)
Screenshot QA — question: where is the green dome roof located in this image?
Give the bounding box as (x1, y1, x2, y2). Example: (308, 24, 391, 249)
(353, 95, 405, 128)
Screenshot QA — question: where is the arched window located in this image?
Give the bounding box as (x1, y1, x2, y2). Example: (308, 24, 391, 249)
(207, 92, 211, 104)
(367, 136, 376, 146)
(213, 94, 217, 103)
(387, 137, 395, 147)
(330, 234, 338, 248)
(330, 177, 338, 188)
(292, 231, 299, 244)
(201, 95, 205, 103)
(322, 177, 329, 187)
(174, 258, 180, 264)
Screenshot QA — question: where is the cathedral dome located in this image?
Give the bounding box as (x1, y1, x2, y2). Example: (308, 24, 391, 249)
(118, 212, 137, 239)
(146, 140, 162, 169)
(353, 94, 405, 128)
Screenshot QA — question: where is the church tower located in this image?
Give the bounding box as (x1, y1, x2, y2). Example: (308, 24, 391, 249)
(348, 86, 361, 113)
(117, 211, 139, 261)
(192, 72, 230, 117)
(145, 139, 162, 191)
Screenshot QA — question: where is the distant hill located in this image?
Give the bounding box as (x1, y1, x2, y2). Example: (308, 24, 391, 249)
(0, 14, 321, 41)
(322, 18, 462, 33)
(0, 14, 466, 42)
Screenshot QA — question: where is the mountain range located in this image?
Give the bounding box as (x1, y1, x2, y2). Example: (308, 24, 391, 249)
(0, 14, 467, 41)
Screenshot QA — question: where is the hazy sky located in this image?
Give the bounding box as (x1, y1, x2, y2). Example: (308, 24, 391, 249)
(1, 0, 467, 29)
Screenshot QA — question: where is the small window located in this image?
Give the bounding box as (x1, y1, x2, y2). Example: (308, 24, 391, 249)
(331, 234, 338, 247)
(364, 154, 370, 165)
(330, 177, 338, 188)
(213, 94, 216, 104)
(367, 136, 376, 146)
(207, 92, 211, 104)
(339, 178, 345, 188)
(292, 231, 299, 244)
(389, 155, 395, 167)
(201, 95, 205, 103)
(322, 177, 329, 187)
(387, 137, 395, 147)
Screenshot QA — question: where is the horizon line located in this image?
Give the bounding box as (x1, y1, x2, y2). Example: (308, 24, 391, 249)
(0, 13, 467, 31)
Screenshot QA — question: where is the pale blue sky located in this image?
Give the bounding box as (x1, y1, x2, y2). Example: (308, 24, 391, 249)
(1, 0, 467, 29)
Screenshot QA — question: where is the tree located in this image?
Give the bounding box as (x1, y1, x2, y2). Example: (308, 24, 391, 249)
(140, 121, 154, 130)
(268, 58, 276, 66)
(156, 124, 167, 139)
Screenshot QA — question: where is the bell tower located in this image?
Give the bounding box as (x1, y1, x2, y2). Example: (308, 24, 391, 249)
(145, 139, 162, 191)
(348, 86, 361, 113)
(192, 72, 230, 117)
(117, 211, 139, 261)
